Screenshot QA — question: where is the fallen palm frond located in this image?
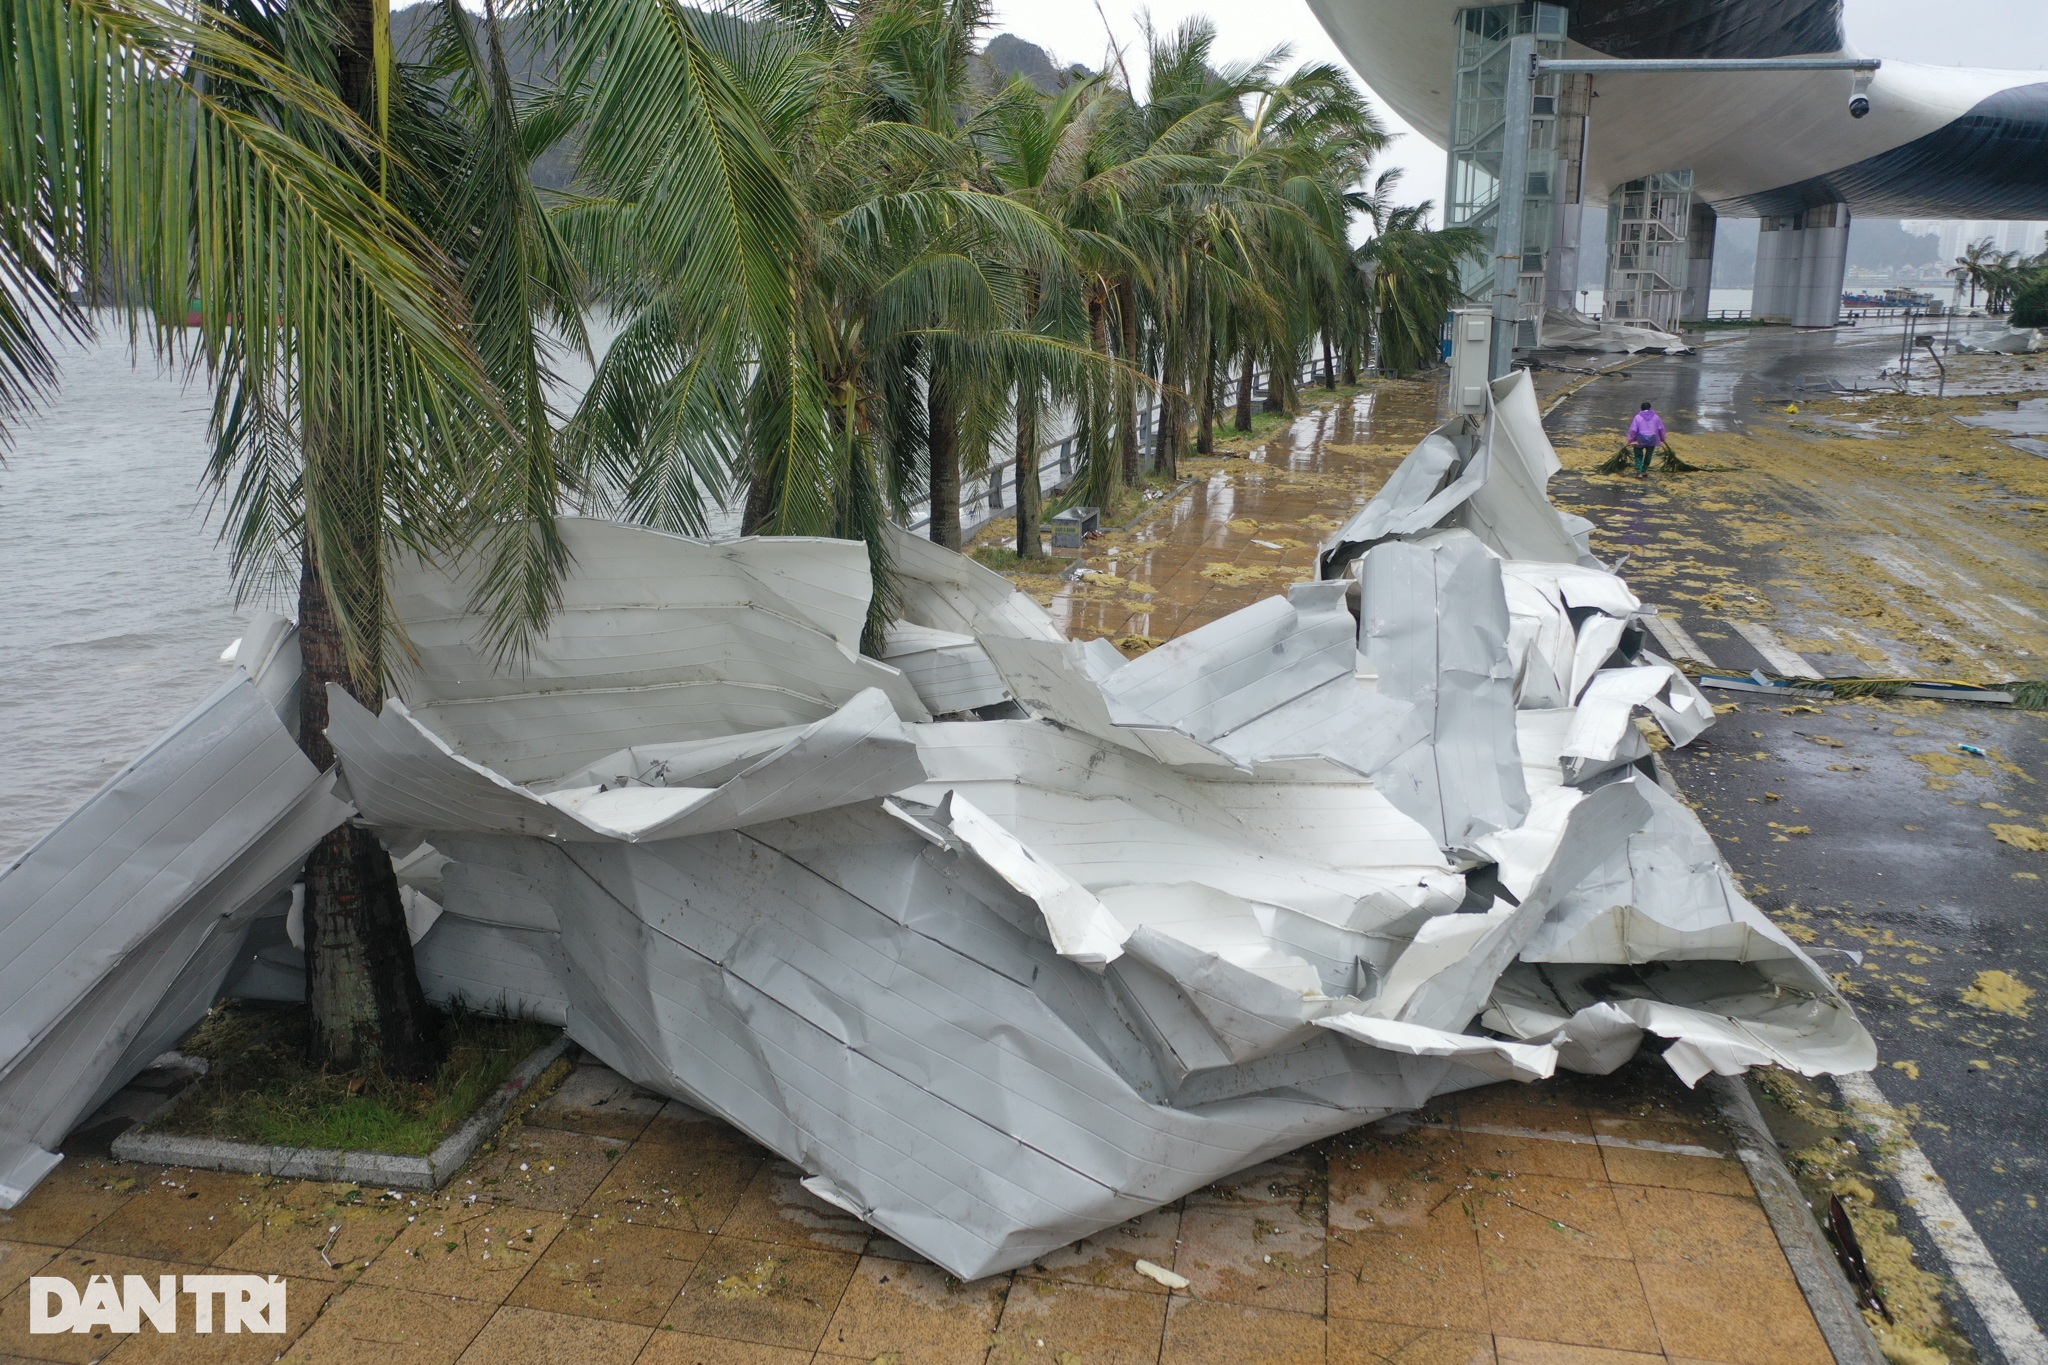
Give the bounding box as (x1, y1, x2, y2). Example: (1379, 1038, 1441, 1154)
(1596, 440, 1719, 474)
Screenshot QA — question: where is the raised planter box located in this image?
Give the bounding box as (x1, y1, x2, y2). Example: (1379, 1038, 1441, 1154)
(111, 1033, 572, 1190)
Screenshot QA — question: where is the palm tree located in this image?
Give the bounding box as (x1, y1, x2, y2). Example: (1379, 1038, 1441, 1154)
(547, 0, 1076, 645)
(982, 74, 1103, 558)
(1359, 205, 1484, 375)
(2, 0, 598, 1073)
(1950, 237, 1999, 309)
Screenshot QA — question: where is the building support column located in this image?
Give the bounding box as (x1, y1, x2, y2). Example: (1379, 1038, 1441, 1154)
(1752, 213, 1801, 323)
(1794, 203, 1850, 327)
(1680, 202, 1717, 324)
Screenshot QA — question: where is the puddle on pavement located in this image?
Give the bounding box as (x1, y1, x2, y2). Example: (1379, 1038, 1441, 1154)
(1007, 377, 1441, 648)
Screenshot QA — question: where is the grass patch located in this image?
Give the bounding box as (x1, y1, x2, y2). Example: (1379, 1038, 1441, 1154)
(969, 544, 1067, 573)
(156, 1001, 558, 1155)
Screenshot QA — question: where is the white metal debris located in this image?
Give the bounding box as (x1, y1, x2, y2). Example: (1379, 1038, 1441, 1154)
(0, 371, 1871, 1278)
(0, 634, 346, 1204)
(1538, 308, 1694, 355)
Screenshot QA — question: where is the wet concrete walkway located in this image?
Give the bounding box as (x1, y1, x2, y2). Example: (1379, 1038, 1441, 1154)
(1541, 325, 2048, 1353)
(0, 1056, 1831, 1365)
(1021, 378, 1445, 647)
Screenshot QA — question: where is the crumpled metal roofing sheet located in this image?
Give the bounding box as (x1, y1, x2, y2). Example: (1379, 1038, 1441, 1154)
(0, 371, 1873, 1274)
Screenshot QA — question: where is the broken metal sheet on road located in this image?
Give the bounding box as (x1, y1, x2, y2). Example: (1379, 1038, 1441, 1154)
(0, 372, 1872, 1273)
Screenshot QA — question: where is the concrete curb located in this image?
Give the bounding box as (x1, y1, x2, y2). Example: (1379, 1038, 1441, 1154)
(1706, 1072, 1888, 1365)
(111, 1033, 573, 1190)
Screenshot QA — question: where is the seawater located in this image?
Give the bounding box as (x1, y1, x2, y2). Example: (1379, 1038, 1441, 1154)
(0, 319, 617, 863)
(0, 328, 246, 863)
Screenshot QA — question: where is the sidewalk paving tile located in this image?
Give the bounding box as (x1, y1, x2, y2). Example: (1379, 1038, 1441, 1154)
(0, 1251, 205, 1364)
(209, 1182, 410, 1282)
(635, 1328, 813, 1365)
(990, 1277, 1167, 1364)
(660, 1235, 858, 1351)
(1161, 1296, 1327, 1365)
(817, 1255, 1008, 1364)
(504, 1214, 703, 1324)
(718, 1162, 872, 1255)
(73, 1171, 255, 1264)
(276, 1284, 493, 1364)
(100, 1280, 332, 1364)
(357, 1200, 561, 1303)
(0, 1163, 138, 1249)
(451, 1303, 650, 1365)
(525, 1064, 667, 1142)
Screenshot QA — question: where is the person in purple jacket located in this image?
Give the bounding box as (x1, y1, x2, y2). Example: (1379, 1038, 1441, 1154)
(1626, 401, 1667, 479)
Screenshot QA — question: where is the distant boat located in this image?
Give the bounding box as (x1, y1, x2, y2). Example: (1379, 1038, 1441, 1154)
(1843, 288, 1937, 310)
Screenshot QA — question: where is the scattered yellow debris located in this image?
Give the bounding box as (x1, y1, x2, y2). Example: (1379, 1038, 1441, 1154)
(1767, 823, 1812, 837)
(1781, 705, 1823, 715)
(1990, 824, 2048, 852)
(1763, 792, 1781, 801)
(2017, 872, 2042, 882)
(1114, 634, 1164, 655)
(1632, 716, 1672, 752)
(1970, 1059, 1993, 1071)
(716, 1257, 786, 1298)
(1199, 562, 1273, 587)
(1810, 735, 1845, 748)
(1981, 801, 2024, 817)
(1962, 970, 2035, 1018)
(1713, 702, 1742, 714)
(1890, 1060, 1921, 1080)
(1784, 403, 1800, 414)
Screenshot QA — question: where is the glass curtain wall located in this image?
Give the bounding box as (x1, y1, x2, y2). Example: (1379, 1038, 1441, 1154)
(1445, 2, 1569, 343)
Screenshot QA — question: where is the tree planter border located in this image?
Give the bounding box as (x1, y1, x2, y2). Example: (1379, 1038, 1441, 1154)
(110, 1033, 572, 1190)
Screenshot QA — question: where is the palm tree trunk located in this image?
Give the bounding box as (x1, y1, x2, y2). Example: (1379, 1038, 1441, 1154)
(297, 545, 438, 1078)
(1082, 289, 1120, 506)
(291, 0, 438, 1080)
(1342, 341, 1359, 385)
(1235, 349, 1253, 432)
(1115, 279, 1141, 487)
(928, 359, 961, 548)
(1262, 349, 1283, 413)
(1014, 383, 1042, 559)
(1322, 334, 1337, 389)
(1150, 388, 1174, 476)
(1196, 334, 1216, 456)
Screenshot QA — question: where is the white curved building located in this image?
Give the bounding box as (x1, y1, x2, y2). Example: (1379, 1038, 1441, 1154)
(1308, 0, 2048, 327)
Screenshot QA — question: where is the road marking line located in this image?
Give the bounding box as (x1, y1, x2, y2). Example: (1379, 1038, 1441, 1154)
(1837, 1070, 2048, 1364)
(1728, 619, 1820, 677)
(1644, 610, 1714, 666)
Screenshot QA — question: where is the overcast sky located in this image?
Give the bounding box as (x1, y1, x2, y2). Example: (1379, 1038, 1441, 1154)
(986, 0, 2048, 224)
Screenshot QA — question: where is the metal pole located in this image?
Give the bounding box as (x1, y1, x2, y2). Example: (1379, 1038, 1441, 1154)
(1490, 32, 1537, 381)
(1537, 57, 1880, 74)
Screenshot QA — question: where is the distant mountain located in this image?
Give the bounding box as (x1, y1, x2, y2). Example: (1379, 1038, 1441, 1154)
(382, 14, 1087, 189)
(979, 33, 1087, 93)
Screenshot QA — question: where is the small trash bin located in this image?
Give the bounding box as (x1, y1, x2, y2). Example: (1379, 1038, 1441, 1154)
(1050, 506, 1100, 550)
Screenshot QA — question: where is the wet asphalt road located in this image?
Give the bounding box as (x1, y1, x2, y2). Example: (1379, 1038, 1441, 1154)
(1543, 324, 2048, 1349)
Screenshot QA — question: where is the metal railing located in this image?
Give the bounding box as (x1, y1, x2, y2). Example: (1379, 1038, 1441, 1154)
(909, 354, 1339, 539)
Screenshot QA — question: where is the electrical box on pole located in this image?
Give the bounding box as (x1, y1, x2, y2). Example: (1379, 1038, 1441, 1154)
(1448, 309, 1492, 416)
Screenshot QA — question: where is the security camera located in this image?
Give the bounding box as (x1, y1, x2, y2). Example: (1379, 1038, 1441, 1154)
(1849, 70, 1874, 119)
(1849, 94, 1871, 118)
